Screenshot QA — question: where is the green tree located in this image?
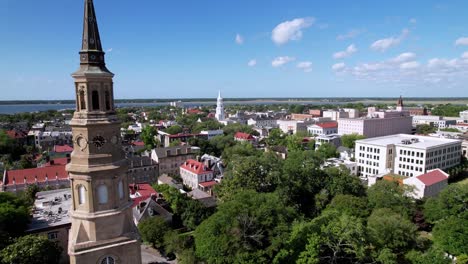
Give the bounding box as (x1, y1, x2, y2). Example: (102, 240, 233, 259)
(405, 248, 451, 264)
(266, 128, 286, 147)
(424, 184, 468, 223)
(277, 150, 326, 216)
(367, 208, 417, 255)
(367, 180, 414, 218)
(138, 217, 169, 249)
(296, 211, 368, 264)
(194, 191, 297, 263)
(416, 124, 436, 135)
(340, 133, 366, 149)
(286, 134, 305, 152)
(217, 153, 283, 201)
(22, 184, 40, 205)
(169, 139, 182, 147)
(432, 214, 468, 256)
(0, 234, 62, 264)
(315, 143, 338, 160)
(165, 125, 183, 135)
(325, 194, 370, 219)
(140, 125, 158, 149)
(0, 192, 30, 249)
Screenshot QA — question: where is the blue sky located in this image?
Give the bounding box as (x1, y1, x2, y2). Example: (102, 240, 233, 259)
(1, 0, 468, 100)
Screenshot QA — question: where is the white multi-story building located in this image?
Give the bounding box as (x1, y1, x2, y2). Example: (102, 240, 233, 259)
(215, 91, 225, 121)
(412, 115, 457, 128)
(460, 110, 468, 121)
(277, 120, 314, 134)
(323, 110, 349, 121)
(339, 111, 412, 138)
(200, 130, 224, 140)
(307, 122, 338, 136)
(247, 116, 278, 128)
(180, 159, 214, 190)
(315, 134, 341, 148)
(356, 134, 462, 178)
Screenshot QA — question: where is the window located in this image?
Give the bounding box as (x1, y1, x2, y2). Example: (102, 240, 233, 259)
(92, 90, 100, 110)
(79, 90, 86, 110)
(101, 256, 115, 264)
(105, 90, 111, 110)
(118, 180, 124, 199)
(98, 184, 108, 204)
(78, 185, 86, 205)
(48, 232, 59, 240)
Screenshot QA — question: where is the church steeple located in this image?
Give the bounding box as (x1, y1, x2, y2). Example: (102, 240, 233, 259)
(78, 0, 108, 68)
(396, 95, 404, 111)
(67, 1, 142, 263)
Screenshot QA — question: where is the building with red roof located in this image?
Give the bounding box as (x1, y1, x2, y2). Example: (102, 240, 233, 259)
(180, 159, 215, 191)
(403, 169, 449, 199)
(234, 132, 255, 142)
(307, 122, 338, 136)
(1, 162, 70, 193)
(53, 144, 74, 153)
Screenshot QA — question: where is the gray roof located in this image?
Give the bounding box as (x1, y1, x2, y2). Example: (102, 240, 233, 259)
(27, 189, 72, 232)
(153, 146, 192, 158)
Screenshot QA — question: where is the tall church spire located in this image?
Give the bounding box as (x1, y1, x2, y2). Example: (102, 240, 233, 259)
(396, 95, 404, 111)
(67, 1, 142, 263)
(215, 91, 225, 121)
(78, 0, 108, 69)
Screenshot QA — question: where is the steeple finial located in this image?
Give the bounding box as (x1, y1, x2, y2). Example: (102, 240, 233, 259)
(78, 0, 107, 67)
(397, 95, 403, 107)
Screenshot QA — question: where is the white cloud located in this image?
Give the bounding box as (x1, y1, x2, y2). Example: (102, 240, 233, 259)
(455, 37, 468, 46)
(391, 52, 416, 63)
(333, 44, 357, 59)
(235, 34, 244, 45)
(247, 59, 257, 67)
(462, 52, 468, 60)
(370, 29, 409, 52)
(271, 17, 315, 45)
(409, 18, 417, 24)
(336, 29, 364, 40)
(400, 61, 420, 70)
(272, 56, 295, 67)
(297, 61, 312, 72)
(332, 62, 346, 72)
(332, 52, 468, 89)
(106, 48, 113, 52)
(427, 58, 459, 68)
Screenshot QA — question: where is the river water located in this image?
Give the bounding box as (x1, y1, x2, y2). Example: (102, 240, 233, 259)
(0, 101, 346, 115)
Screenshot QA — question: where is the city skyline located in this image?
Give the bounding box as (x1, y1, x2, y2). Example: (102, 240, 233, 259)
(2, 0, 468, 100)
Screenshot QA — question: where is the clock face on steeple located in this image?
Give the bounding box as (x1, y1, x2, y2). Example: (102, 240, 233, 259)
(92, 135, 106, 149)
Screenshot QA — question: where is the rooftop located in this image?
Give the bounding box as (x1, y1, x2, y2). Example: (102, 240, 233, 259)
(27, 189, 72, 232)
(416, 169, 449, 186)
(356, 134, 461, 149)
(181, 159, 212, 174)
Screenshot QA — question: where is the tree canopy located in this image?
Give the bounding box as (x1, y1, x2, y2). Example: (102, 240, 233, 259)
(0, 234, 62, 264)
(194, 191, 297, 263)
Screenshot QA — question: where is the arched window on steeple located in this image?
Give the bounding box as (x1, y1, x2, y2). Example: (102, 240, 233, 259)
(97, 184, 108, 204)
(78, 185, 86, 205)
(79, 90, 86, 110)
(92, 90, 100, 110)
(118, 180, 124, 199)
(105, 90, 111, 111)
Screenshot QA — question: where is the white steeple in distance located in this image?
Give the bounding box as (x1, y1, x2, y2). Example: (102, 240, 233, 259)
(215, 90, 225, 121)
